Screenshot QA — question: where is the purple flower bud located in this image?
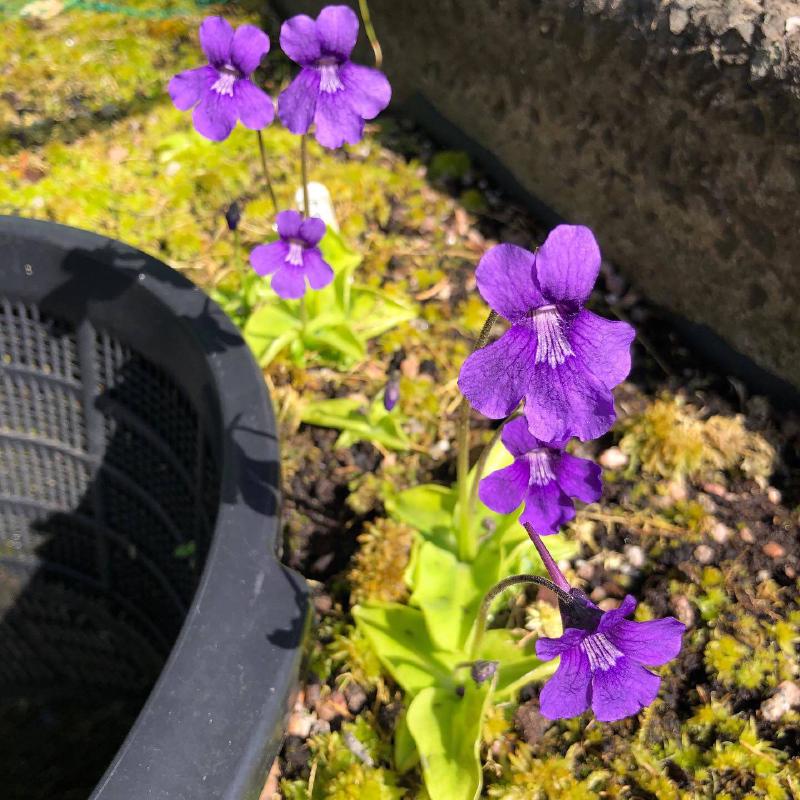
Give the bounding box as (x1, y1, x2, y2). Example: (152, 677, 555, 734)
(225, 201, 241, 232)
(383, 378, 400, 411)
(470, 659, 499, 685)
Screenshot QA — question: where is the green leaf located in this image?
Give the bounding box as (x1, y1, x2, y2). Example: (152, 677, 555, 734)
(353, 603, 460, 696)
(243, 303, 301, 362)
(349, 286, 417, 340)
(393, 711, 420, 773)
(409, 540, 478, 652)
(385, 484, 456, 543)
(320, 228, 362, 275)
(306, 324, 366, 364)
(301, 397, 410, 451)
(406, 681, 491, 800)
(476, 628, 556, 699)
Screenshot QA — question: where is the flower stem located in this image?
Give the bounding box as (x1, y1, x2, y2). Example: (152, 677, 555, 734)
(455, 310, 498, 562)
(299, 295, 308, 332)
(467, 410, 521, 521)
(470, 573, 573, 660)
(357, 0, 383, 69)
(256, 130, 278, 214)
(300, 134, 310, 217)
(524, 524, 571, 593)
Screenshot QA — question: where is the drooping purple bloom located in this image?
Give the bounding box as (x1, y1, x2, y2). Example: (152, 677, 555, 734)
(458, 226, 636, 443)
(250, 210, 333, 299)
(536, 592, 685, 722)
(169, 17, 274, 141)
(277, 5, 391, 149)
(479, 417, 601, 535)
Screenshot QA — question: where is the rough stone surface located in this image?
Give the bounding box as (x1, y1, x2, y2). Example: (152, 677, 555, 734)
(279, 0, 800, 388)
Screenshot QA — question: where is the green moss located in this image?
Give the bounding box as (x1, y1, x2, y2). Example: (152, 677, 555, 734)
(281, 724, 403, 800)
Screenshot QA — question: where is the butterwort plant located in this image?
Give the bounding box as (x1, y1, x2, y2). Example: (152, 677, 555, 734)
(356, 223, 684, 800)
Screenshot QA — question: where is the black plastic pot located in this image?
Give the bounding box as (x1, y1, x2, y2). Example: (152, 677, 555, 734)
(0, 216, 308, 800)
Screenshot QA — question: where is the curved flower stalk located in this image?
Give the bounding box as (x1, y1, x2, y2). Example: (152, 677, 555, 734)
(250, 210, 333, 300)
(458, 225, 636, 443)
(168, 17, 274, 141)
(278, 5, 391, 148)
(478, 417, 601, 535)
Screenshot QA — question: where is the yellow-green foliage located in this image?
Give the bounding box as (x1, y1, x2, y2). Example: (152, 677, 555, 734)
(306, 616, 383, 691)
(619, 395, 775, 482)
(281, 719, 403, 800)
(488, 742, 605, 799)
(348, 518, 413, 605)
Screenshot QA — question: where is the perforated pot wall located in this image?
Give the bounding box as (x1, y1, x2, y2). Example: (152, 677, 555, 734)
(0, 217, 307, 800)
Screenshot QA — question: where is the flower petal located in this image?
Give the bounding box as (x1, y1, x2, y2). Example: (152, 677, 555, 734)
(478, 459, 530, 515)
(569, 309, 635, 390)
(272, 265, 307, 299)
(475, 244, 545, 322)
(302, 248, 334, 290)
(278, 68, 320, 135)
(314, 92, 364, 148)
(458, 325, 536, 419)
(524, 358, 616, 443)
(168, 65, 216, 111)
(276, 210, 303, 239)
(536, 628, 586, 661)
(591, 656, 661, 722)
(250, 241, 288, 276)
(234, 79, 274, 130)
(597, 594, 638, 633)
(192, 90, 237, 141)
(339, 62, 391, 119)
(556, 452, 602, 504)
(500, 416, 542, 458)
(605, 616, 685, 667)
(519, 480, 575, 536)
(538, 645, 592, 719)
(316, 4, 359, 59)
(231, 23, 270, 75)
(535, 225, 600, 309)
(299, 216, 326, 246)
(199, 16, 234, 65)
(280, 14, 321, 65)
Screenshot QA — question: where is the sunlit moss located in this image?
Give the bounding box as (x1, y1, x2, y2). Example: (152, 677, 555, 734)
(619, 395, 775, 482)
(348, 518, 413, 606)
(281, 721, 403, 800)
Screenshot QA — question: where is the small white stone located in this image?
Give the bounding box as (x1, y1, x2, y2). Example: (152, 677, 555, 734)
(761, 681, 800, 722)
(694, 544, 714, 564)
(786, 16, 800, 36)
(624, 544, 645, 569)
(767, 486, 782, 504)
(599, 446, 628, 469)
(710, 522, 732, 544)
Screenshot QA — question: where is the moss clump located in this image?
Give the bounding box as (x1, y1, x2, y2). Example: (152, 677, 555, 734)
(281, 719, 403, 800)
(348, 518, 413, 605)
(619, 395, 775, 482)
(488, 742, 605, 799)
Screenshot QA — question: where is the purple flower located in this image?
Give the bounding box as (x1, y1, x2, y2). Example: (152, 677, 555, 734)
(250, 210, 333, 299)
(536, 592, 685, 721)
(168, 17, 274, 141)
(478, 417, 601, 535)
(277, 5, 391, 149)
(458, 226, 636, 443)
